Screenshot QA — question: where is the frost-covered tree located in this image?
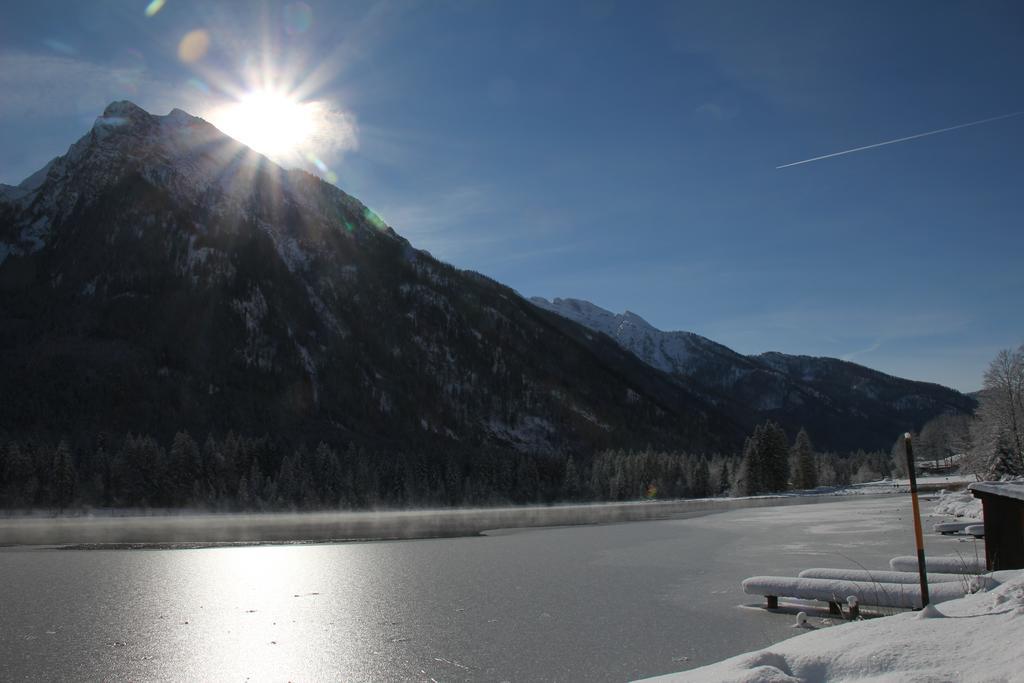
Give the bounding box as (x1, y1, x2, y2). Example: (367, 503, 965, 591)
(690, 456, 711, 498)
(987, 430, 1023, 479)
(817, 455, 838, 487)
(969, 344, 1024, 479)
(890, 432, 910, 478)
(917, 414, 971, 469)
(791, 428, 817, 490)
(717, 460, 731, 495)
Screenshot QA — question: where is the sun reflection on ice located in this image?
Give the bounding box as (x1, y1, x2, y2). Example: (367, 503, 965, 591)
(156, 544, 374, 679)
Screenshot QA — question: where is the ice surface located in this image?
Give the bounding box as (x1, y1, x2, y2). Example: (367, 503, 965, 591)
(1, 495, 973, 682)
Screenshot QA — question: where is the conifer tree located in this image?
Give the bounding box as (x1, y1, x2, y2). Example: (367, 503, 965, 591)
(169, 431, 200, 504)
(739, 431, 764, 496)
(691, 456, 711, 498)
(762, 422, 790, 492)
(740, 421, 790, 495)
(52, 441, 76, 513)
(792, 428, 817, 489)
(562, 456, 581, 500)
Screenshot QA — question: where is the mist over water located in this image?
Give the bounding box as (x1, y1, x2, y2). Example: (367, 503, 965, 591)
(2, 494, 852, 547)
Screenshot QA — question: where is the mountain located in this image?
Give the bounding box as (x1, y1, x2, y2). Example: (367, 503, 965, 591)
(530, 297, 976, 452)
(0, 102, 742, 456)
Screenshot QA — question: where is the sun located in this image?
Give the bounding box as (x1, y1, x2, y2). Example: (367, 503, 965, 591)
(210, 89, 316, 161)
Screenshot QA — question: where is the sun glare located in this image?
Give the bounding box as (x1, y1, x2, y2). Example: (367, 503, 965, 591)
(211, 90, 316, 161)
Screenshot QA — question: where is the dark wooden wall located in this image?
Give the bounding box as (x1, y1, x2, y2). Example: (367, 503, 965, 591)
(978, 493, 1024, 570)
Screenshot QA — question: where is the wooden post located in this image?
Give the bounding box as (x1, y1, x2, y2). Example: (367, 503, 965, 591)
(904, 432, 931, 608)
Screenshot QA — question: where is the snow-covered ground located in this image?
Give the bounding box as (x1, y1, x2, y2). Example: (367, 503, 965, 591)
(830, 473, 977, 497)
(929, 487, 983, 520)
(640, 485, 1024, 683)
(641, 569, 1024, 682)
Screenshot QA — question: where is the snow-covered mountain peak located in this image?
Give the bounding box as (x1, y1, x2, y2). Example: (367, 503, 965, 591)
(1, 101, 399, 274)
(166, 107, 195, 122)
(531, 296, 703, 375)
(93, 101, 209, 139)
(621, 310, 656, 331)
(101, 99, 150, 120)
(530, 297, 622, 336)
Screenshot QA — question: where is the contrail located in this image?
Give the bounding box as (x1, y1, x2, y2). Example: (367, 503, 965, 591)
(777, 110, 1024, 169)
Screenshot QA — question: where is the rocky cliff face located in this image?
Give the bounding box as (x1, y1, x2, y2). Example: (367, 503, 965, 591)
(0, 102, 739, 454)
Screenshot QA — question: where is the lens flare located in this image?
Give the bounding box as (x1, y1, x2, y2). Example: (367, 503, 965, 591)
(305, 153, 328, 173)
(43, 39, 77, 55)
(186, 77, 210, 94)
(363, 209, 387, 231)
(283, 2, 313, 35)
(178, 29, 211, 63)
(144, 0, 166, 17)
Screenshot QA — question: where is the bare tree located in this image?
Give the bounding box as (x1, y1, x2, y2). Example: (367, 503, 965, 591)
(918, 414, 971, 469)
(969, 344, 1024, 478)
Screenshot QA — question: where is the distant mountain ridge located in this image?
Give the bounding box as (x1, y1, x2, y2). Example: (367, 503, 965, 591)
(530, 297, 976, 452)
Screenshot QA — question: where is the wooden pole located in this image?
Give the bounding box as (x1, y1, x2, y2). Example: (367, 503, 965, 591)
(904, 432, 930, 608)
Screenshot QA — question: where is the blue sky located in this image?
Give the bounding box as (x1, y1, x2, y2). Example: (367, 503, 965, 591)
(1, 1, 1022, 391)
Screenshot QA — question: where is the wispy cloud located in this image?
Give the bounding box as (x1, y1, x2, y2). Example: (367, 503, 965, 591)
(694, 102, 737, 121)
(372, 185, 498, 258)
(371, 183, 587, 270)
(701, 307, 971, 355)
(474, 241, 581, 266)
(840, 340, 881, 362)
(0, 51, 170, 118)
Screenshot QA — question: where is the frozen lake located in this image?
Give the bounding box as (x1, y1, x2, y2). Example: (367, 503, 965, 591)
(0, 495, 975, 681)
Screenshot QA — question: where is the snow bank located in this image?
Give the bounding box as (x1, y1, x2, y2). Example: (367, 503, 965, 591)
(933, 520, 982, 534)
(797, 568, 980, 586)
(642, 571, 1024, 682)
(931, 489, 982, 519)
(969, 480, 1024, 502)
(890, 555, 986, 574)
(742, 575, 973, 609)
